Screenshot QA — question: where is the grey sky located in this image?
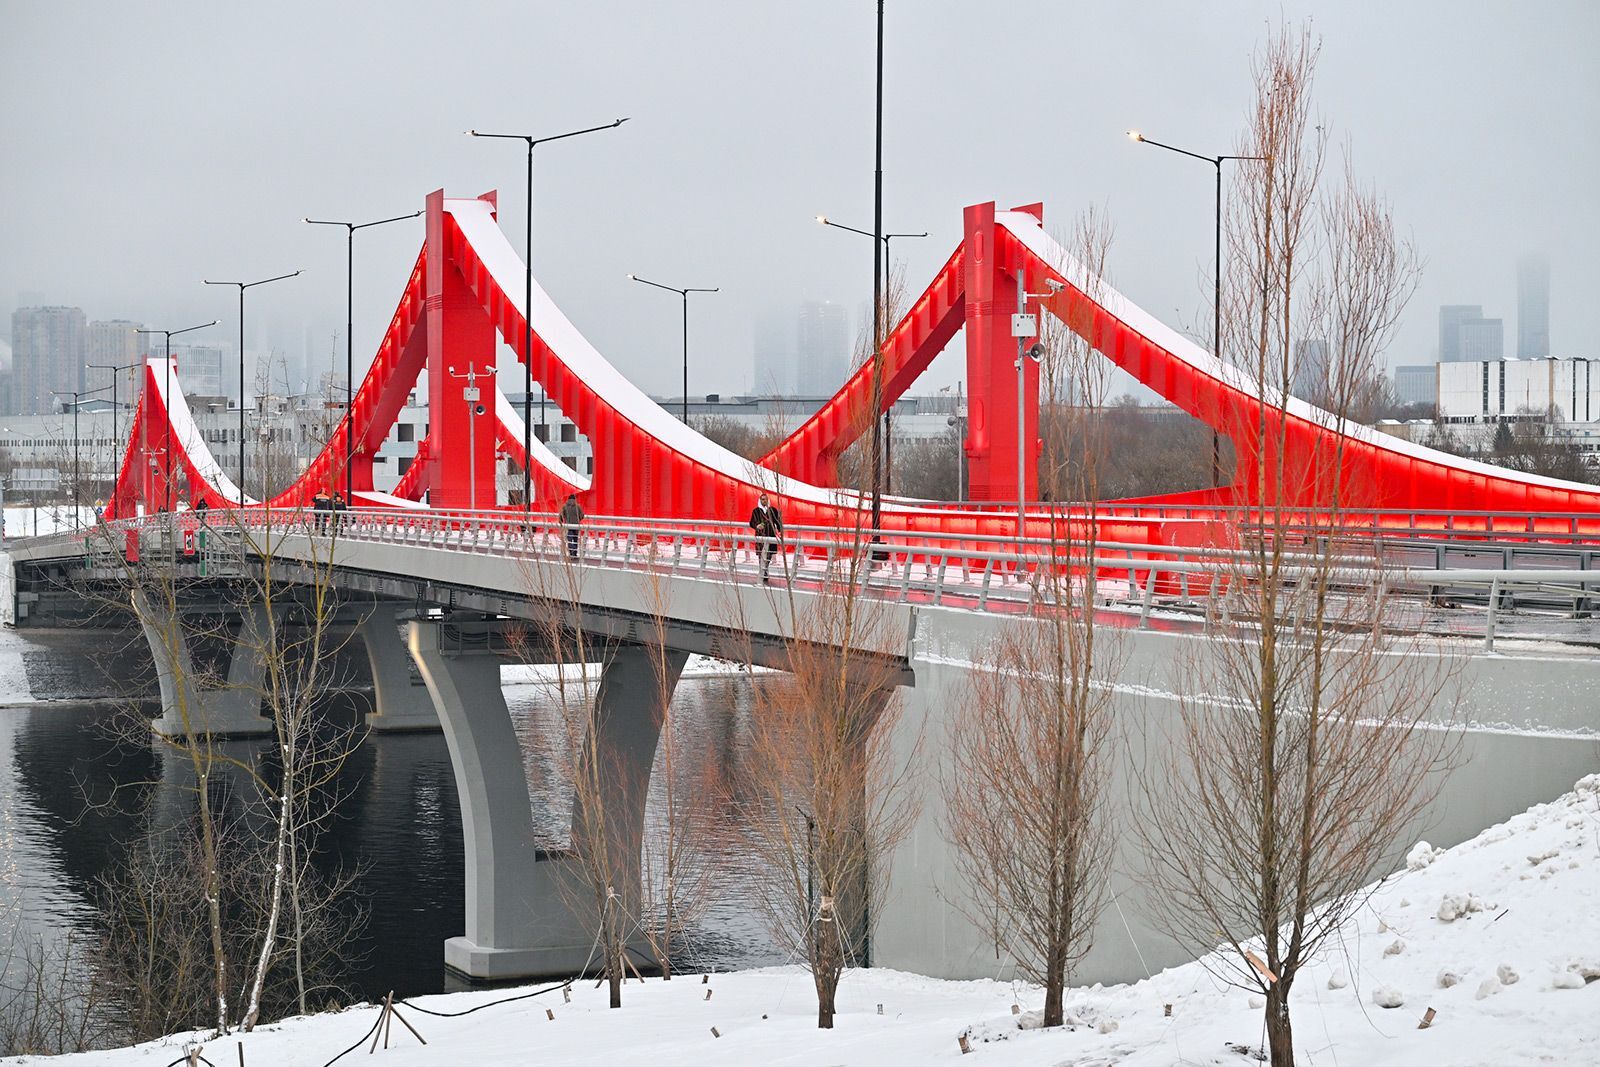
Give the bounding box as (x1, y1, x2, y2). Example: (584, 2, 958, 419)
(2, 0, 1595, 399)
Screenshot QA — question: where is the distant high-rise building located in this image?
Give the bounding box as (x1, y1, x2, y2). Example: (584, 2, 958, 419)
(797, 301, 850, 396)
(1438, 305, 1482, 363)
(1459, 319, 1504, 362)
(753, 311, 795, 395)
(87, 319, 145, 408)
(1517, 253, 1550, 359)
(177, 343, 226, 397)
(9, 306, 85, 414)
(1291, 339, 1330, 400)
(1391, 365, 1438, 408)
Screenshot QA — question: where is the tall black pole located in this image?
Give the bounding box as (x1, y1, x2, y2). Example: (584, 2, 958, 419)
(165, 335, 172, 509)
(1212, 159, 1222, 488)
(682, 292, 689, 423)
(870, 0, 885, 529)
(526, 140, 535, 509)
(346, 225, 354, 503)
(72, 400, 79, 526)
(239, 287, 246, 489)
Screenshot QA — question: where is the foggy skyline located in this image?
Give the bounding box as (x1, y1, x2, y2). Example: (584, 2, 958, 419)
(3, 1, 1596, 399)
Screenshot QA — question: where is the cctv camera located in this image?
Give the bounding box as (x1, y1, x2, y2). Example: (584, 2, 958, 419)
(1045, 279, 1066, 292)
(474, 404, 487, 416)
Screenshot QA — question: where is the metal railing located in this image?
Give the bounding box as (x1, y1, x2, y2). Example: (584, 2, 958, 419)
(41, 507, 1600, 652)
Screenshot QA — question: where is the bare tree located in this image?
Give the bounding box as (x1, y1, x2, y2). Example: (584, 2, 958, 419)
(943, 209, 1121, 1027)
(1133, 26, 1457, 1067)
(724, 487, 919, 1029)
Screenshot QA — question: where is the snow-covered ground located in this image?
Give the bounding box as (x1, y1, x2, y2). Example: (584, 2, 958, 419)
(25, 775, 1598, 1066)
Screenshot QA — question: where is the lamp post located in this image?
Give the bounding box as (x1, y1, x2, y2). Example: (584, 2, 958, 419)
(204, 270, 301, 494)
(137, 322, 217, 511)
(468, 118, 629, 509)
(447, 362, 496, 511)
(87, 361, 143, 499)
(305, 211, 423, 503)
(1127, 130, 1265, 487)
(51, 386, 113, 528)
(815, 214, 928, 493)
(627, 275, 718, 423)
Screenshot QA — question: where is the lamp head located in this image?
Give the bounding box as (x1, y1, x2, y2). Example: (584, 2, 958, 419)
(627, 273, 636, 280)
(1127, 129, 1144, 142)
(815, 215, 828, 225)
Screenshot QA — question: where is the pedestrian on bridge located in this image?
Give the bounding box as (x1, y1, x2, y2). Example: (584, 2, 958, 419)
(333, 491, 348, 534)
(749, 492, 784, 583)
(312, 489, 332, 534)
(560, 493, 584, 560)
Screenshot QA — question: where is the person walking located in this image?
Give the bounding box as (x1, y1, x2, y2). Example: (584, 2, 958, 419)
(748, 492, 784, 583)
(559, 493, 584, 560)
(312, 489, 331, 534)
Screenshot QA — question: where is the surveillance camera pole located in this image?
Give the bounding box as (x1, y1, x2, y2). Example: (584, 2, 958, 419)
(447, 363, 496, 511)
(1014, 272, 1066, 553)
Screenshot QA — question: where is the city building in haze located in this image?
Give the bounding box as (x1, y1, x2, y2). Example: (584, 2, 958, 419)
(1518, 253, 1550, 359)
(752, 311, 795, 395)
(1438, 305, 1482, 363)
(176, 343, 226, 398)
(796, 301, 850, 397)
(8, 306, 85, 414)
(1459, 318, 1504, 362)
(1391, 365, 1438, 408)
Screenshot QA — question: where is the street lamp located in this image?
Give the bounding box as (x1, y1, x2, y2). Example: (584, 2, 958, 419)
(447, 363, 497, 511)
(468, 118, 629, 509)
(204, 270, 301, 493)
(627, 274, 718, 423)
(137, 322, 217, 511)
(1126, 129, 1265, 487)
(87, 361, 143, 499)
(815, 214, 929, 493)
(51, 386, 113, 528)
(305, 211, 423, 503)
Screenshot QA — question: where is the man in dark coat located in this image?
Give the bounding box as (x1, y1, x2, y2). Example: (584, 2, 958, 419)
(559, 493, 584, 559)
(748, 492, 784, 582)
(312, 489, 331, 533)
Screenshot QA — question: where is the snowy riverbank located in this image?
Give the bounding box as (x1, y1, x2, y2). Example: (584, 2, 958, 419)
(23, 774, 1599, 1066)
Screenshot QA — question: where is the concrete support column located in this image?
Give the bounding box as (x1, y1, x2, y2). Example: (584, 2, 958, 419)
(135, 590, 273, 739)
(407, 619, 589, 979)
(360, 608, 440, 732)
(581, 645, 688, 921)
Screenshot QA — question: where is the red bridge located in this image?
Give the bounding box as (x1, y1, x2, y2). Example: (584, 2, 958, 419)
(105, 192, 1600, 544)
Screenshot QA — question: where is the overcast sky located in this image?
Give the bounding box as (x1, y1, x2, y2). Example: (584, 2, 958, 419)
(2, 0, 1596, 399)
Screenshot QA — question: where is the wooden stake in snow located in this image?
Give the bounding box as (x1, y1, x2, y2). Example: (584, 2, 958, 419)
(710, 1026, 721, 1038)
(705, 989, 713, 1001)
(367, 990, 426, 1053)
(546, 1008, 555, 1021)
(958, 1033, 972, 1054)
(1010, 1003, 1021, 1015)
(563, 984, 572, 1003)
(1164, 1003, 1172, 1017)
(1418, 1007, 1437, 1030)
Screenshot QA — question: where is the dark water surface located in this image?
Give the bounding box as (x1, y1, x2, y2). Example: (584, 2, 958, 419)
(0, 626, 780, 1002)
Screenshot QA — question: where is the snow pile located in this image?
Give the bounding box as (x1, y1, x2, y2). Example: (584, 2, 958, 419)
(20, 776, 1600, 1066)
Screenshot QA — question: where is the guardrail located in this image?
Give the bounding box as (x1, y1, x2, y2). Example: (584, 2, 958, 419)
(34, 507, 1600, 653)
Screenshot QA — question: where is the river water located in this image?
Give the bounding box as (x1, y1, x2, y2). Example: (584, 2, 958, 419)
(0, 625, 781, 1003)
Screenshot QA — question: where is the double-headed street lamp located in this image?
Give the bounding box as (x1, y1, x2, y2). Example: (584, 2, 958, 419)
(468, 118, 629, 509)
(627, 275, 718, 423)
(1127, 130, 1265, 487)
(136, 321, 217, 510)
(86, 361, 143, 498)
(305, 211, 423, 503)
(51, 385, 113, 528)
(447, 362, 497, 511)
(204, 270, 301, 491)
(815, 215, 929, 495)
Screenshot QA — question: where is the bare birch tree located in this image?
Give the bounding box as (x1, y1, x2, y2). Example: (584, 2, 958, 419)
(943, 209, 1121, 1027)
(1133, 25, 1456, 1067)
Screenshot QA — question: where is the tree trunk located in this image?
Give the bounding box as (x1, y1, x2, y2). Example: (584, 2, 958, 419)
(817, 980, 836, 1029)
(1266, 984, 1294, 1067)
(1043, 966, 1064, 1028)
